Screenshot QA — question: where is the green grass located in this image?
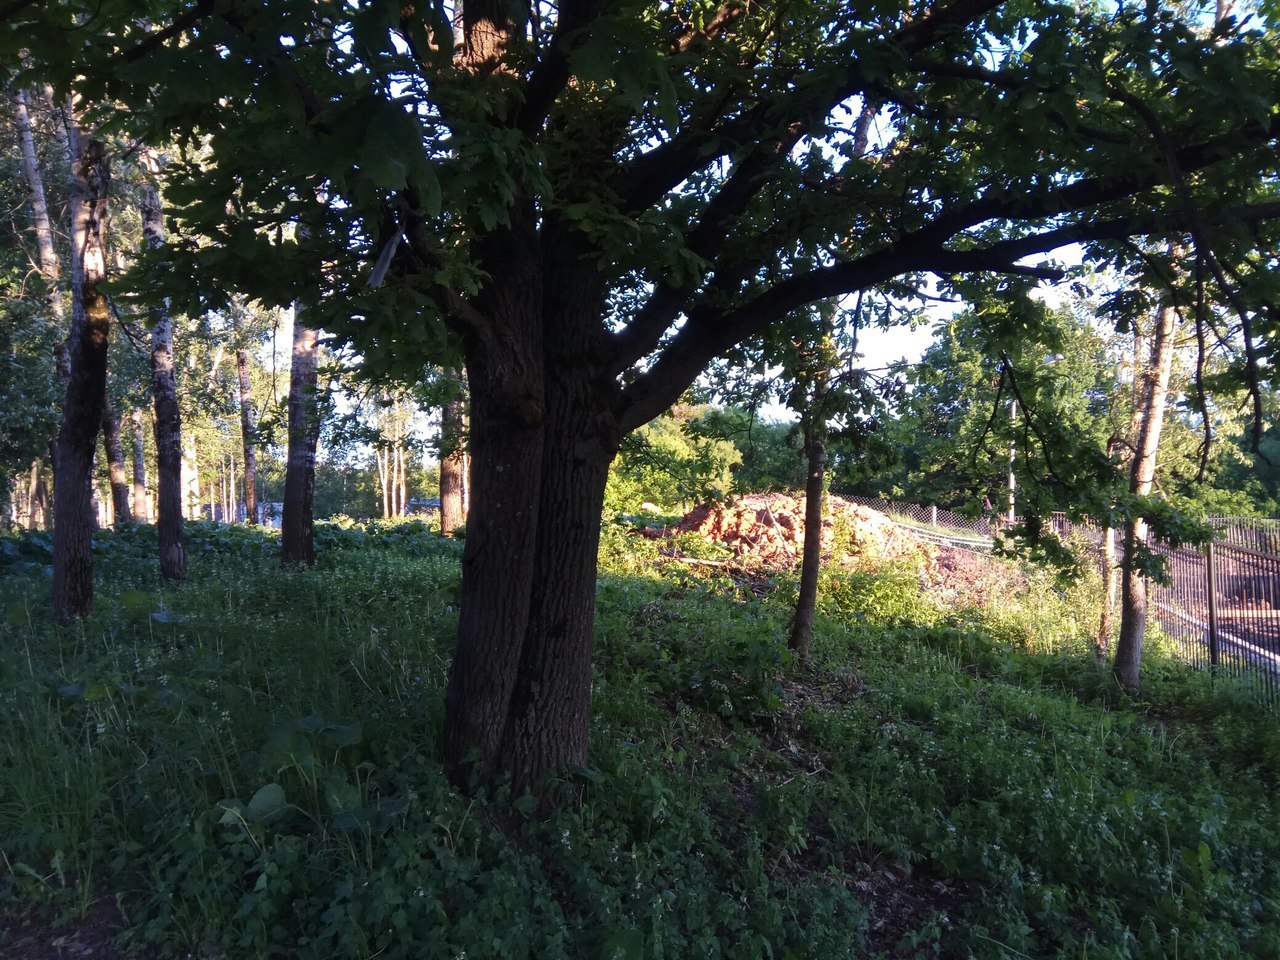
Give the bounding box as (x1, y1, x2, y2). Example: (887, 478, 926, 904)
(1, 519, 1278, 958)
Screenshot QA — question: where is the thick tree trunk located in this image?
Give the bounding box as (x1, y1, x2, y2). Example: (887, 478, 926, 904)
(131, 408, 147, 522)
(52, 136, 111, 621)
(236, 347, 259, 525)
(443, 329, 546, 786)
(141, 152, 186, 579)
(440, 370, 467, 535)
(1113, 303, 1177, 691)
(495, 389, 613, 792)
(443, 214, 619, 796)
(102, 399, 131, 525)
(281, 303, 320, 566)
(444, 366, 615, 795)
(789, 427, 826, 662)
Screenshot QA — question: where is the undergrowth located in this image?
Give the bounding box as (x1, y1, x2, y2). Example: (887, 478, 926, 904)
(1, 519, 1277, 958)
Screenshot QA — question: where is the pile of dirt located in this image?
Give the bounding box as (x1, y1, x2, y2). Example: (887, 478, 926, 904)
(666, 493, 936, 571)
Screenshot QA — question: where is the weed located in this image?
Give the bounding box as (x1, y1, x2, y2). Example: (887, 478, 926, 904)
(1, 520, 1278, 958)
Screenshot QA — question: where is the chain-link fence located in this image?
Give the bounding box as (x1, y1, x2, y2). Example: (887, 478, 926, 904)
(843, 496, 996, 539)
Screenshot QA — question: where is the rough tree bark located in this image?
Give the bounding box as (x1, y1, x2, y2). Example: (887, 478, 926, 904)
(131, 408, 147, 522)
(235, 344, 259, 525)
(281, 300, 320, 566)
(441, 202, 624, 795)
(440, 369, 467, 535)
(1112, 302, 1177, 691)
(101, 399, 131, 524)
(140, 149, 186, 579)
(789, 424, 826, 662)
(52, 132, 110, 621)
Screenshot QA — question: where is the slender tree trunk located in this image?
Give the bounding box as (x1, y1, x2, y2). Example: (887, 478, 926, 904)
(395, 408, 407, 516)
(1097, 524, 1117, 663)
(131, 408, 147, 522)
(182, 434, 199, 520)
(31, 458, 51, 530)
(52, 133, 111, 621)
(101, 399, 131, 524)
(440, 369, 467, 534)
(13, 88, 65, 330)
(25, 460, 43, 530)
(462, 449, 471, 516)
(14, 87, 72, 511)
(378, 447, 389, 519)
(94, 463, 107, 528)
(1113, 303, 1177, 691)
(1007, 398, 1017, 524)
(141, 149, 186, 578)
(236, 347, 259, 524)
(281, 302, 320, 566)
(789, 425, 826, 662)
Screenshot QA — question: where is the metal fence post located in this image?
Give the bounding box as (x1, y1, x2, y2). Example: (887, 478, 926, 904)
(930, 505, 937, 528)
(1206, 541, 1220, 668)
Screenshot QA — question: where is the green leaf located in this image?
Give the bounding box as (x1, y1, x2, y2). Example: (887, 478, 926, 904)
(323, 775, 362, 814)
(600, 928, 645, 960)
(216, 799, 247, 825)
(322, 722, 363, 748)
(246, 783, 287, 823)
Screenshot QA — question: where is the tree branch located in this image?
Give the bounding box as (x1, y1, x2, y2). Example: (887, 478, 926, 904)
(607, 124, 805, 372)
(612, 0, 1008, 214)
(0, 0, 39, 25)
(514, 0, 608, 136)
(614, 189, 1280, 434)
(122, 0, 216, 63)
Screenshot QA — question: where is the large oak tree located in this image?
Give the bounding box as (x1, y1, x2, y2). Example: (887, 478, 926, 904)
(15, 0, 1280, 789)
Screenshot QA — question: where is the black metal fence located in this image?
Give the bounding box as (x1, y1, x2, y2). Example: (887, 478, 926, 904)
(847, 497, 1280, 697)
(1149, 537, 1280, 698)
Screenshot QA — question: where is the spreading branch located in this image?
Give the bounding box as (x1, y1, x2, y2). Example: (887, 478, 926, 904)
(121, 0, 216, 63)
(612, 0, 1007, 214)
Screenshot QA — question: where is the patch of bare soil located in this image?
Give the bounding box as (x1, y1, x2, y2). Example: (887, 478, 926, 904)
(852, 861, 974, 959)
(664, 494, 936, 571)
(0, 898, 130, 960)
(929, 543, 1024, 606)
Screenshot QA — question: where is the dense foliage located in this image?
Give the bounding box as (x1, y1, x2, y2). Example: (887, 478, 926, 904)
(3, 522, 1279, 958)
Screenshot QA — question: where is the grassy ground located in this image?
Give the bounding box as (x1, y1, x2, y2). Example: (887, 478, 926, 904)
(1, 519, 1278, 959)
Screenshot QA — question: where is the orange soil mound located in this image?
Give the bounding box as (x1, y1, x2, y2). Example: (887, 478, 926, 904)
(671, 493, 935, 570)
